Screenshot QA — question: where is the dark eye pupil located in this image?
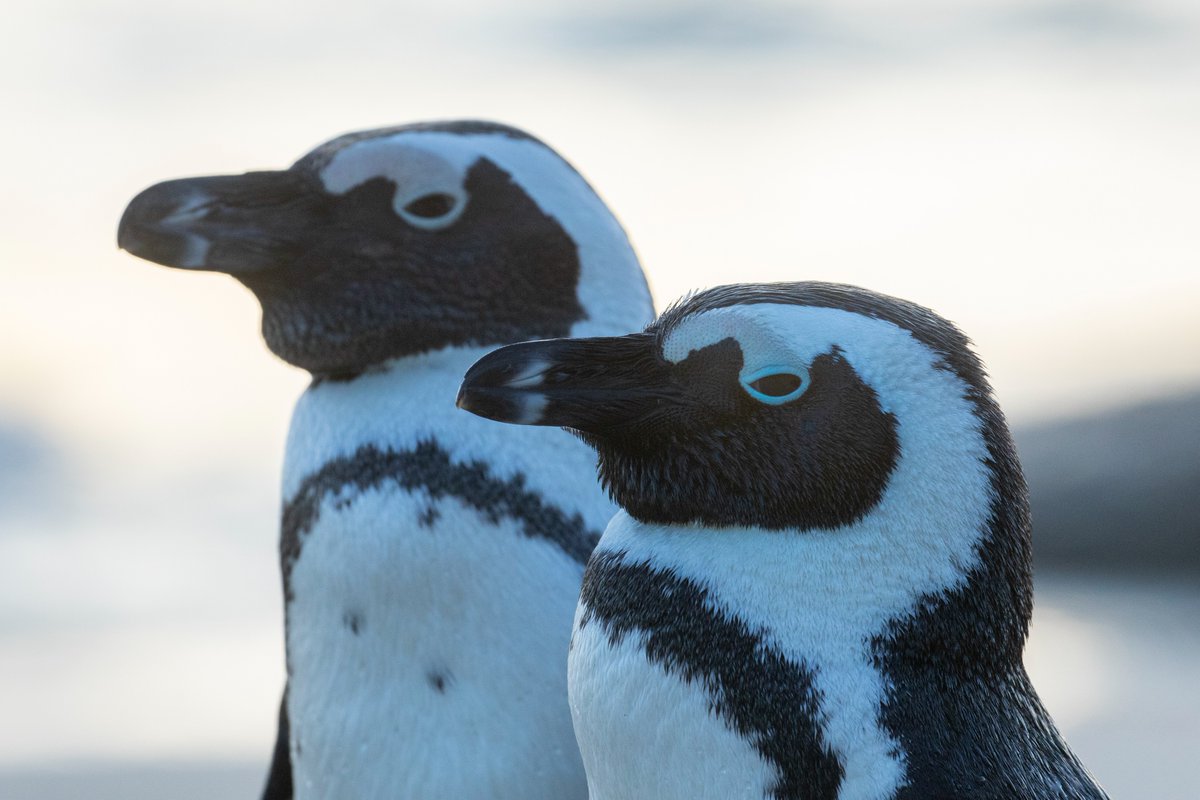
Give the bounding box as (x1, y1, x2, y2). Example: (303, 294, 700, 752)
(750, 373, 801, 397)
(404, 193, 456, 219)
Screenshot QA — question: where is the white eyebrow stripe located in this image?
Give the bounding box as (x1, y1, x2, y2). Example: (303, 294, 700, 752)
(662, 305, 806, 376)
(318, 135, 471, 217)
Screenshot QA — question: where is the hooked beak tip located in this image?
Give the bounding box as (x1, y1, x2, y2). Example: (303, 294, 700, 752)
(117, 180, 216, 269)
(456, 381, 549, 426)
(454, 385, 473, 412)
(457, 347, 556, 426)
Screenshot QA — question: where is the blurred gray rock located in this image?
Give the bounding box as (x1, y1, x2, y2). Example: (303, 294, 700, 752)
(1016, 390, 1200, 574)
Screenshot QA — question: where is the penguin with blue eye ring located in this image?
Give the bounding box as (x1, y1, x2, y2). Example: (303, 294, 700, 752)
(119, 120, 653, 800)
(458, 281, 1109, 800)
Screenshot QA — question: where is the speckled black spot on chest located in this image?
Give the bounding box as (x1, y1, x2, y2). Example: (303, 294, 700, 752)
(606, 343, 900, 530)
(427, 669, 453, 693)
(418, 504, 440, 528)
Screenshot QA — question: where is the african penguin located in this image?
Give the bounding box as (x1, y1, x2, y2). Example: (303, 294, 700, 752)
(458, 282, 1109, 800)
(118, 120, 653, 800)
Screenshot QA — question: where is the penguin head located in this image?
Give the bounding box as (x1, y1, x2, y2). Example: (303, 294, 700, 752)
(459, 282, 1019, 536)
(118, 121, 650, 377)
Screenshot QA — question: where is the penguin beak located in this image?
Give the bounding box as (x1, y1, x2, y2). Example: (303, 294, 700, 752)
(456, 333, 674, 432)
(117, 171, 323, 273)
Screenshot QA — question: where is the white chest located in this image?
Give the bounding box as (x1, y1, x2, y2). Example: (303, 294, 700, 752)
(569, 614, 778, 800)
(280, 349, 611, 800)
(288, 483, 589, 800)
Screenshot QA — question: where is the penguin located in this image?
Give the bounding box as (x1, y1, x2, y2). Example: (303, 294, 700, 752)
(117, 120, 653, 800)
(457, 281, 1109, 800)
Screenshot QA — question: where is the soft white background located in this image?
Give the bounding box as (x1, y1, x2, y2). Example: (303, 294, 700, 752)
(1, 1, 1197, 797)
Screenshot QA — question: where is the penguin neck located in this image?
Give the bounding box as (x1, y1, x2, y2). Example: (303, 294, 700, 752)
(282, 343, 614, 527)
(285, 345, 509, 488)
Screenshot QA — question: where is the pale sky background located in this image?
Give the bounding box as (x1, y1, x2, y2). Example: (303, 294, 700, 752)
(1, 1, 1198, 797)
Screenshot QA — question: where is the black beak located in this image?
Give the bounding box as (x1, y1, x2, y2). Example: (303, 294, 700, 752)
(117, 170, 324, 273)
(457, 333, 673, 432)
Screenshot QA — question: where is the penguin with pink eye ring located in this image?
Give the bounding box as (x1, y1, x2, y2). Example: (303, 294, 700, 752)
(458, 281, 1108, 800)
(119, 121, 653, 800)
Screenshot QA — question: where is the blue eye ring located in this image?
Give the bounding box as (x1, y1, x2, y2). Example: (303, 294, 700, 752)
(740, 365, 810, 405)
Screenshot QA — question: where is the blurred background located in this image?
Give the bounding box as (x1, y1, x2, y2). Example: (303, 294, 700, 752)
(1, 0, 1198, 797)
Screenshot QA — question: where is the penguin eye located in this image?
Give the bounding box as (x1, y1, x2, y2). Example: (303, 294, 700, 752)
(404, 193, 456, 219)
(740, 366, 809, 405)
(397, 191, 465, 230)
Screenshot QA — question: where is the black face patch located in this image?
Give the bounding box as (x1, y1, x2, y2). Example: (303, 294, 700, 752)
(279, 439, 599, 603)
(580, 551, 844, 800)
(586, 337, 899, 531)
(239, 157, 584, 377)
